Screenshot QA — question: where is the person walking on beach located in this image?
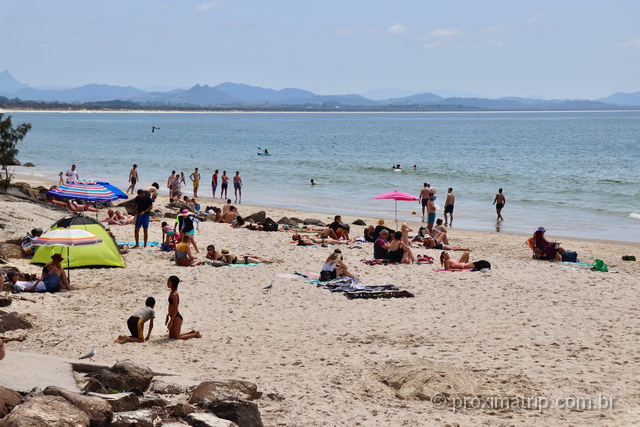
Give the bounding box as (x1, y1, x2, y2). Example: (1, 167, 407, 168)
(66, 164, 79, 184)
(134, 189, 153, 248)
(427, 193, 437, 233)
(190, 168, 201, 198)
(233, 171, 243, 203)
(58, 172, 64, 185)
(127, 164, 138, 195)
(221, 171, 229, 199)
(211, 169, 219, 198)
(493, 188, 506, 221)
(166, 275, 202, 340)
(419, 183, 430, 222)
(444, 187, 455, 227)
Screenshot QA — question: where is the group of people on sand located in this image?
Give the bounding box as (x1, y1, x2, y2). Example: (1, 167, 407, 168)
(115, 275, 201, 343)
(6, 253, 72, 293)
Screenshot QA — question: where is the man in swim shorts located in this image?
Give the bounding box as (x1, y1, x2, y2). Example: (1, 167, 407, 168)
(493, 188, 505, 221)
(211, 169, 219, 198)
(190, 168, 201, 198)
(127, 164, 138, 195)
(419, 183, 430, 222)
(427, 193, 437, 233)
(115, 297, 156, 344)
(134, 189, 153, 248)
(233, 171, 242, 203)
(444, 187, 455, 227)
(221, 171, 229, 199)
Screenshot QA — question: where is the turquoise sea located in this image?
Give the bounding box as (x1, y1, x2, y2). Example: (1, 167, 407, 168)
(7, 111, 640, 242)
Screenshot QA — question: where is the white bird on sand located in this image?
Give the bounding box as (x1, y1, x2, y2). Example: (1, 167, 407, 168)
(79, 345, 97, 361)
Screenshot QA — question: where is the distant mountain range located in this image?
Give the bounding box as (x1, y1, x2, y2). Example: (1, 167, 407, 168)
(1, 70, 639, 110)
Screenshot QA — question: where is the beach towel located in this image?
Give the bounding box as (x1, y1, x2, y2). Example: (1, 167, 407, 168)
(345, 290, 414, 299)
(433, 268, 474, 272)
(117, 241, 161, 247)
(223, 262, 269, 268)
(360, 255, 433, 266)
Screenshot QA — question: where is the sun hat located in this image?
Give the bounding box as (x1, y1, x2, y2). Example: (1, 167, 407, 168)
(181, 209, 189, 214)
(51, 253, 64, 262)
(221, 248, 230, 255)
(537, 226, 546, 232)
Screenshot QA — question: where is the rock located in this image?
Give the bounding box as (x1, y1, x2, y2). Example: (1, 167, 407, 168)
(86, 392, 140, 412)
(166, 400, 194, 418)
(0, 310, 33, 333)
(303, 218, 325, 226)
(243, 211, 266, 224)
(164, 423, 191, 427)
(0, 385, 22, 418)
(3, 395, 90, 426)
(0, 296, 12, 307)
(22, 162, 35, 167)
(139, 393, 169, 409)
(203, 398, 263, 427)
(86, 369, 128, 393)
(189, 381, 259, 405)
(276, 217, 296, 226)
(289, 217, 303, 224)
(83, 378, 108, 394)
(352, 219, 366, 226)
(43, 386, 113, 427)
(165, 212, 178, 219)
(110, 409, 158, 427)
(204, 214, 217, 222)
(0, 243, 24, 259)
(149, 379, 188, 395)
(186, 412, 238, 427)
(5, 157, 20, 166)
(116, 199, 139, 216)
(110, 360, 154, 391)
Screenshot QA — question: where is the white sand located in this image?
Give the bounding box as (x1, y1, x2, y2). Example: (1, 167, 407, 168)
(1, 181, 640, 426)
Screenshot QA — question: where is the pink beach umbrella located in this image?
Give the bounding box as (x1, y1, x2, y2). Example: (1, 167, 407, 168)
(370, 190, 420, 230)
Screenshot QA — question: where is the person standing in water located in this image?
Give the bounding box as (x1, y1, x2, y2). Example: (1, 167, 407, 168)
(493, 188, 506, 221)
(233, 171, 243, 203)
(444, 188, 455, 227)
(127, 164, 138, 195)
(190, 168, 201, 198)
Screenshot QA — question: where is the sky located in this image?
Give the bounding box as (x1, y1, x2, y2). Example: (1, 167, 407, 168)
(1, 0, 639, 99)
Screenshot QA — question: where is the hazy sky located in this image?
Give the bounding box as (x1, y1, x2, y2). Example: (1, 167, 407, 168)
(1, 0, 639, 98)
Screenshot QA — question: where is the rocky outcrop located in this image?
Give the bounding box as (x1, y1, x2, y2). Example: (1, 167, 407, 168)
(189, 380, 259, 405)
(186, 412, 238, 426)
(0, 385, 22, 418)
(352, 219, 366, 225)
(43, 386, 113, 426)
(2, 395, 91, 426)
(303, 218, 325, 226)
(111, 360, 154, 391)
(276, 217, 296, 226)
(202, 398, 263, 427)
(0, 310, 33, 333)
(243, 211, 266, 224)
(110, 409, 159, 427)
(87, 392, 140, 412)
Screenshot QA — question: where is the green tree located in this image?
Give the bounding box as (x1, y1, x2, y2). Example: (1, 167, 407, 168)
(0, 113, 32, 189)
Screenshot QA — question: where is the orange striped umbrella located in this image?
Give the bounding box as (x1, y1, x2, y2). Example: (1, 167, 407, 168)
(31, 228, 102, 281)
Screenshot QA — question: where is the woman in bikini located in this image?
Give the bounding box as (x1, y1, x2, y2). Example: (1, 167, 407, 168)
(440, 251, 488, 270)
(175, 235, 203, 267)
(219, 248, 278, 264)
(165, 275, 201, 340)
(292, 233, 353, 245)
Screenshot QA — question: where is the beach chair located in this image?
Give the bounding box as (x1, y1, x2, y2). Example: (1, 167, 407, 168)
(525, 237, 547, 260)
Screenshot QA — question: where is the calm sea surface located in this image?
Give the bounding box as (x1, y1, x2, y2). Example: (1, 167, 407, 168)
(7, 111, 640, 242)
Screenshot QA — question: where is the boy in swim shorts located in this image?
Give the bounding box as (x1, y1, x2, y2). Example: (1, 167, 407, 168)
(427, 193, 437, 233)
(115, 297, 156, 343)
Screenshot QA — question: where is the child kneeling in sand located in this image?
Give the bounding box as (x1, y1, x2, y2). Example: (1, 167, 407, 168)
(115, 297, 156, 344)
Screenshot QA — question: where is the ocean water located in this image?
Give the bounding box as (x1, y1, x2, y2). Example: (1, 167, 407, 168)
(6, 111, 640, 242)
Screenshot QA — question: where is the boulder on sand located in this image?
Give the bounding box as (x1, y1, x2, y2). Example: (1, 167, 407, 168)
(2, 395, 91, 427)
(0, 310, 33, 333)
(352, 219, 366, 226)
(0, 385, 22, 418)
(276, 217, 296, 226)
(203, 397, 263, 427)
(43, 386, 113, 426)
(243, 211, 266, 224)
(189, 380, 259, 405)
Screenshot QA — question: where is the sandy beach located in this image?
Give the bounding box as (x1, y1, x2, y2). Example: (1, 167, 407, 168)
(1, 177, 640, 426)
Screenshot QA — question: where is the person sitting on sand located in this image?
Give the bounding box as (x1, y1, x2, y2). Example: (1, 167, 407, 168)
(222, 206, 239, 223)
(440, 251, 490, 271)
(115, 297, 156, 344)
(166, 275, 202, 340)
(388, 231, 416, 263)
(37, 254, 71, 291)
(422, 235, 469, 251)
(320, 249, 358, 281)
(175, 235, 203, 267)
(364, 225, 376, 243)
(328, 215, 350, 240)
(373, 219, 394, 241)
(222, 199, 232, 215)
(219, 248, 278, 265)
(374, 229, 391, 260)
(432, 218, 449, 244)
(533, 226, 565, 261)
(292, 233, 354, 246)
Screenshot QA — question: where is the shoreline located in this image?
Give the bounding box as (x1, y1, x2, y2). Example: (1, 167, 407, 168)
(9, 170, 640, 249)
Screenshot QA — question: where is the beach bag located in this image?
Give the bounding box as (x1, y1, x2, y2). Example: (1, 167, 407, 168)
(263, 218, 278, 232)
(561, 251, 578, 262)
(622, 255, 636, 261)
(592, 259, 608, 272)
(472, 260, 491, 271)
(319, 270, 335, 282)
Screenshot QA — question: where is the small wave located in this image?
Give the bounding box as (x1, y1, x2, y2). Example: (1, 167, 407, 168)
(629, 212, 640, 220)
(600, 178, 633, 185)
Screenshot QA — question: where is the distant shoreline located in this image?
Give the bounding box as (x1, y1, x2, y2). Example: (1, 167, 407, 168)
(3, 108, 640, 114)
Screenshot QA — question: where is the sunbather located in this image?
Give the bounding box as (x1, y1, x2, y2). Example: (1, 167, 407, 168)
(320, 249, 358, 280)
(219, 248, 278, 264)
(175, 235, 203, 266)
(422, 235, 469, 251)
(68, 199, 99, 213)
(440, 251, 490, 271)
(292, 233, 354, 245)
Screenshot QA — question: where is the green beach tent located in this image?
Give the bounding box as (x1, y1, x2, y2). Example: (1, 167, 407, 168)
(31, 215, 125, 268)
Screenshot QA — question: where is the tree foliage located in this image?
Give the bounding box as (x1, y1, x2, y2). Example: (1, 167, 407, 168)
(0, 113, 32, 189)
